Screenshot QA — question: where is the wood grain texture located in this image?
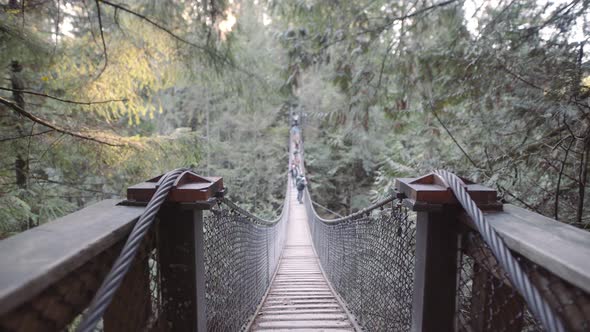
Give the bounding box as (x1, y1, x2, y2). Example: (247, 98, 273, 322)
(476, 205, 590, 294)
(0, 199, 144, 315)
(250, 186, 357, 331)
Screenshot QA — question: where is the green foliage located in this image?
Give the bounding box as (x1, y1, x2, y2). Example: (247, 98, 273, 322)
(1, 0, 589, 236)
(272, 0, 590, 225)
(0, 0, 287, 236)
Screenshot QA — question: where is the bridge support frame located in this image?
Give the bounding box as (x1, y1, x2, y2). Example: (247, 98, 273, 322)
(395, 173, 499, 332)
(157, 204, 209, 332)
(412, 208, 459, 332)
(126, 171, 223, 332)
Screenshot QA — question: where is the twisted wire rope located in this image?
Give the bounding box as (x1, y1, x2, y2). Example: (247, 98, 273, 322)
(436, 169, 565, 332)
(76, 168, 188, 332)
(220, 198, 284, 226)
(308, 192, 397, 225)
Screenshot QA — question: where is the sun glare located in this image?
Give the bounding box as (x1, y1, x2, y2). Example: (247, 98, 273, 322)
(218, 6, 238, 41)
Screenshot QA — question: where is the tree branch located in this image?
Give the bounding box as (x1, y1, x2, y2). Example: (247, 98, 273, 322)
(96, 0, 267, 84)
(0, 129, 54, 142)
(345, 0, 459, 43)
(576, 137, 589, 224)
(32, 176, 119, 196)
(429, 100, 483, 170)
(0, 96, 124, 147)
(498, 185, 543, 213)
(0, 86, 126, 105)
(94, 0, 108, 80)
(381, 0, 458, 29)
(554, 136, 574, 219)
(97, 0, 221, 58)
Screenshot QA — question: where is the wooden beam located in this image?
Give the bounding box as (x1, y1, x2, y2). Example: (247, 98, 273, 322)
(0, 199, 144, 315)
(157, 205, 207, 332)
(411, 210, 459, 332)
(460, 204, 590, 294)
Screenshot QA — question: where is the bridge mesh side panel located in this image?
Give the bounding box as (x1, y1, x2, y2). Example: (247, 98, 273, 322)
(456, 232, 590, 332)
(204, 205, 286, 332)
(306, 200, 416, 331)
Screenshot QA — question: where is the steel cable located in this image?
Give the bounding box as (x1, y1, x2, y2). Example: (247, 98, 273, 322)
(221, 198, 283, 226)
(76, 168, 188, 332)
(435, 169, 566, 332)
(308, 192, 397, 224)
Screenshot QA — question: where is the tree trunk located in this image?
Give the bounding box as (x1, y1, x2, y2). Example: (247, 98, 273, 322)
(11, 61, 30, 230)
(576, 136, 589, 224)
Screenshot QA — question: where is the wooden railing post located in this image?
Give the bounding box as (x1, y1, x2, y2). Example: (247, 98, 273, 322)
(157, 204, 208, 332)
(396, 173, 499, 332)
(412, 208, 459, 332)
(127, 171, 224, 332)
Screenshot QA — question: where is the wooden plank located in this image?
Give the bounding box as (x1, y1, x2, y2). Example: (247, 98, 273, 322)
(250, 186, 358, 331)
(254, 309, 345, 315)
(256, 313, 349, 321)
(265, 299, 339, 305)
(0, 199, 144, 315)
(262, 304, 343, 311)
(0, 240, 123, 332)
(253, 329, 354, 332)
(254, 320, 352, 328)
(266, 295, 334, 300)
(466, 204, 590, 294)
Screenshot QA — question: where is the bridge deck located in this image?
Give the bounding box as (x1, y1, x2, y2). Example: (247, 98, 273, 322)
(250, 185, 356, 331)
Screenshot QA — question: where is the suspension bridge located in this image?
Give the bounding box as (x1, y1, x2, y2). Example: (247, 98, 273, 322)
(0, 122, 589, 332)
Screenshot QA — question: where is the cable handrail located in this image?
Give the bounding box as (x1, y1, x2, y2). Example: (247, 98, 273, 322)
(437, 169, 565, 332)
(220, 196, 286, 226)
(312, 201, 344, 218)
(306, 190, 397, 225)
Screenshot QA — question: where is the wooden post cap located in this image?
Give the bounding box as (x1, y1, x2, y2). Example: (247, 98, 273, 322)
(395, 173, 501, 211)
(127, 171, 224, 204)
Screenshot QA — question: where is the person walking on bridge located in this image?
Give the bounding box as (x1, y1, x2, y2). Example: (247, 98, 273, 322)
(296, 175, 307, 204)
(291, 163, 299, 182)
(293, 150, 301, 167)
(291, 124, 301, 149)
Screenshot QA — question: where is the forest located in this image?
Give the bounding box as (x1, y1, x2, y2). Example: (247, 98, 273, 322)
(0, 0, 588, 238)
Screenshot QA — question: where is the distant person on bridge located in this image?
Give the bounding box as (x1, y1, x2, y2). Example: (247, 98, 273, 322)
(296, 175, 307, 204)
(293, 150, 301, 167)
(291, 124, 301, 149)
(291, 163, 299, 181)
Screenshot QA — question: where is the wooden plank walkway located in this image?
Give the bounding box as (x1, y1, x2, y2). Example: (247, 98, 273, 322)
(250, 185, 357, 331)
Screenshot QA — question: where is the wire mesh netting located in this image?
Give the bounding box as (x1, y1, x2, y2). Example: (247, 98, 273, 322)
(304, 193, 416, 331)
(456, 232, 590, 332)
(0, 196, 289, 332)
(203, 199, 288, 331)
